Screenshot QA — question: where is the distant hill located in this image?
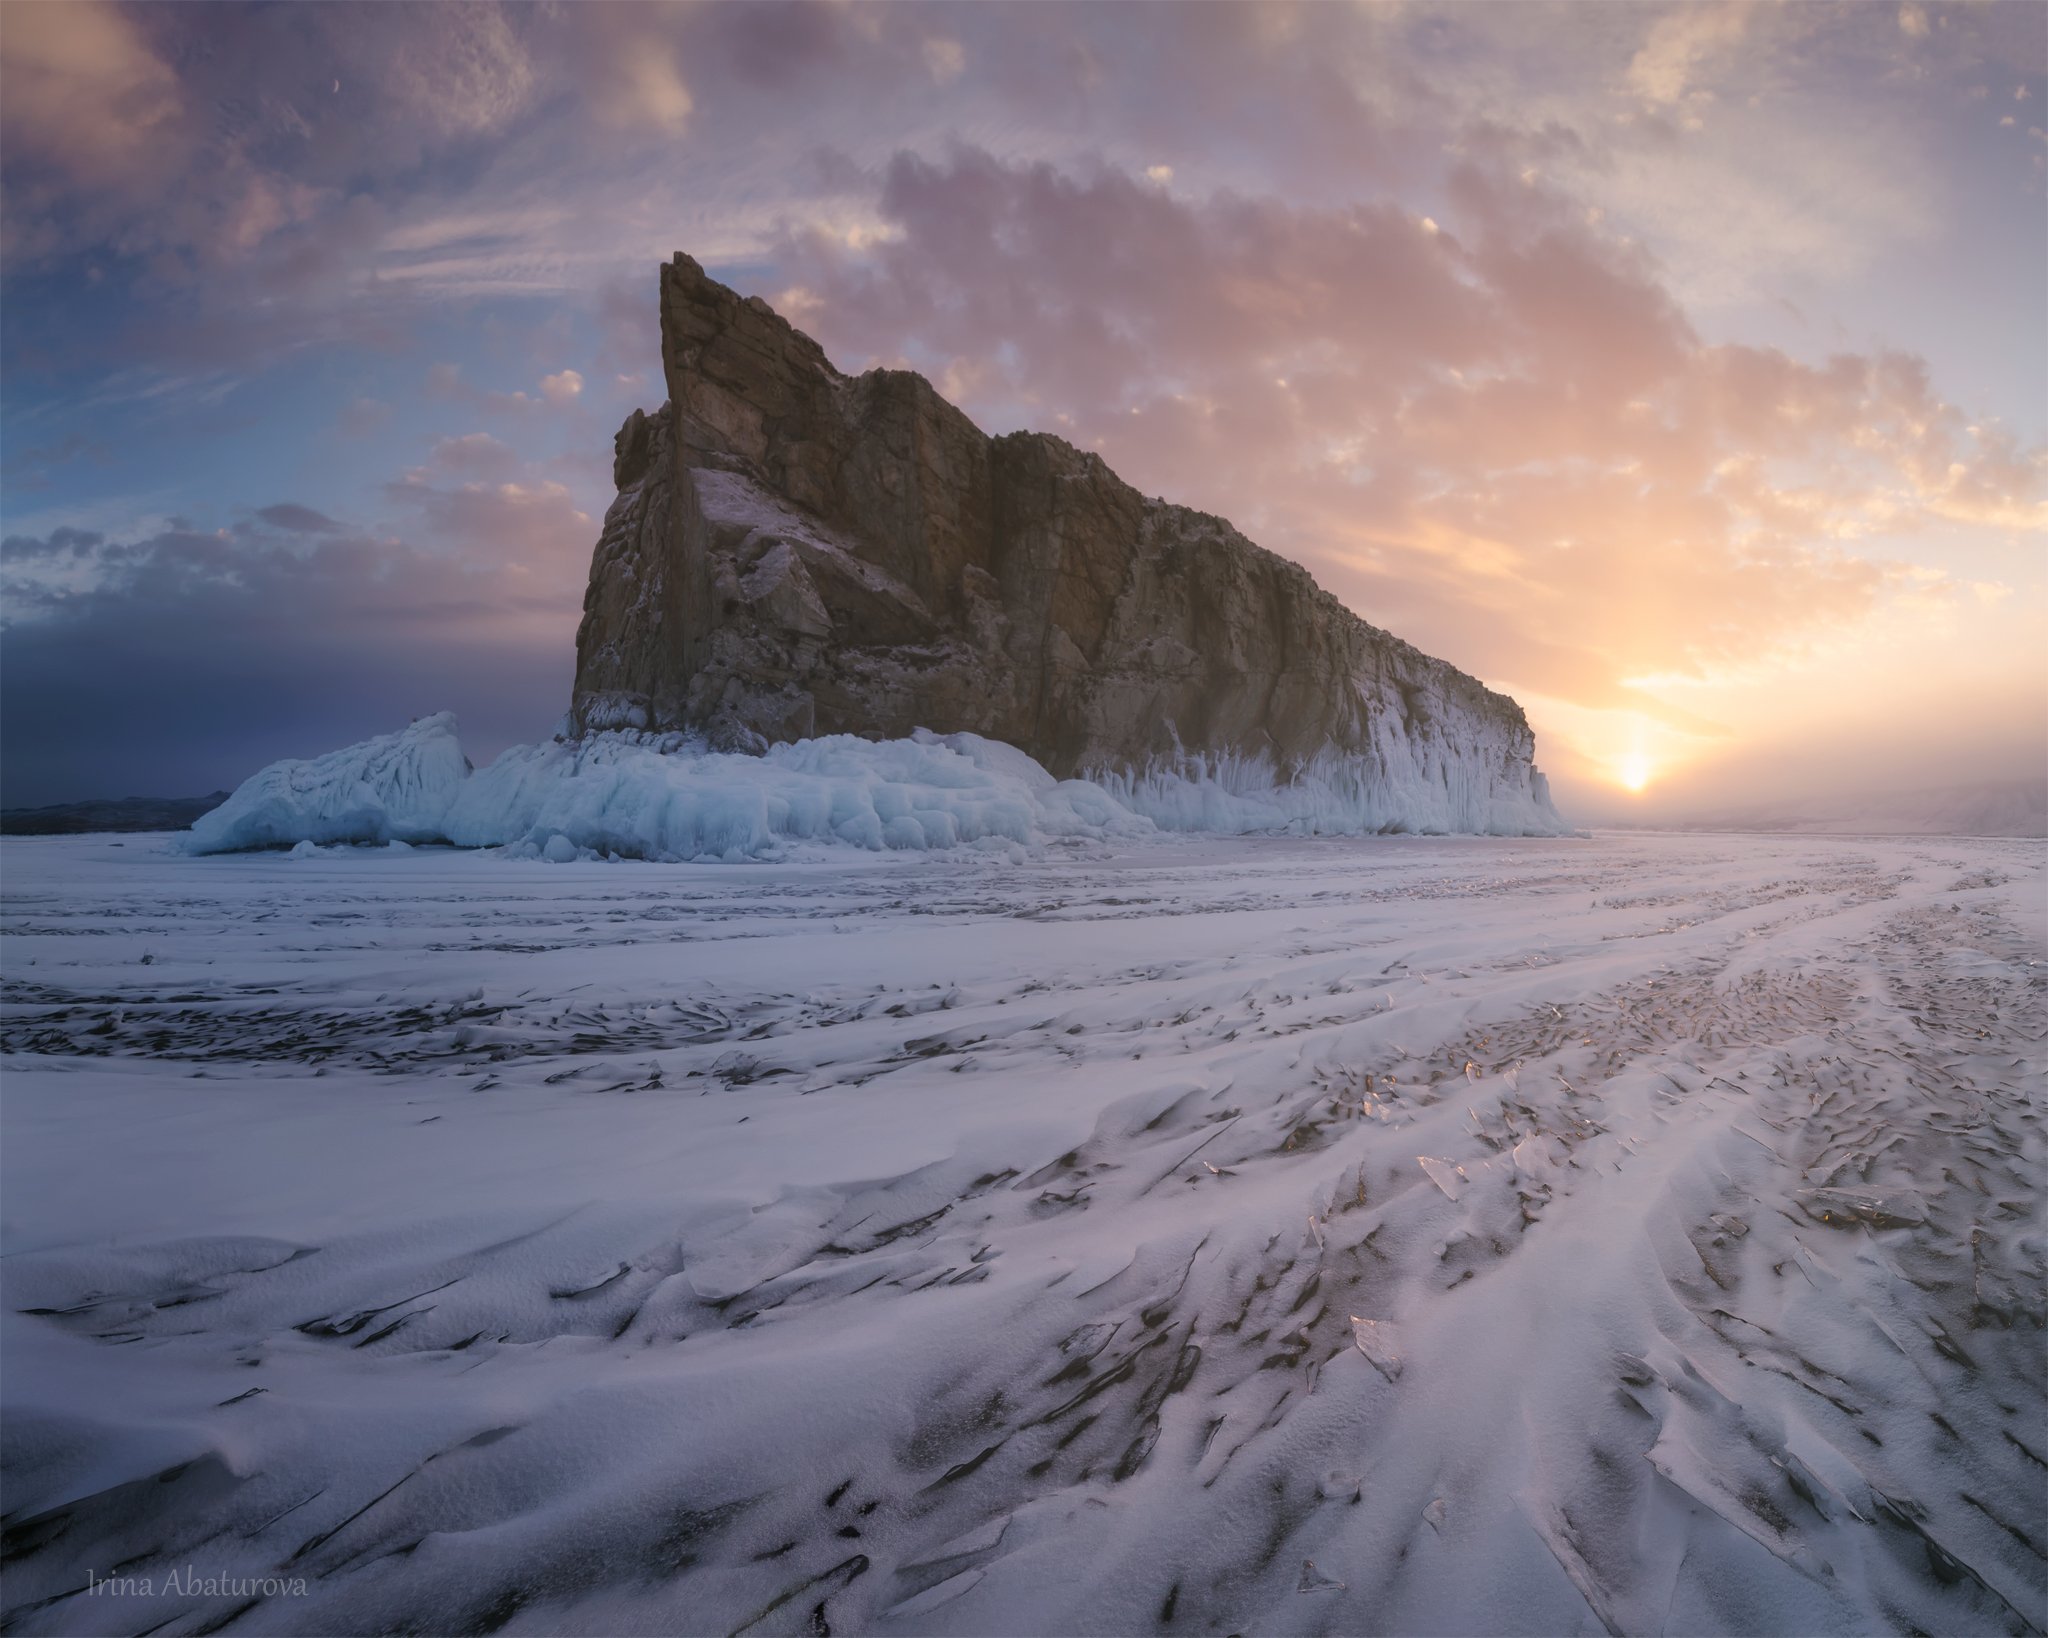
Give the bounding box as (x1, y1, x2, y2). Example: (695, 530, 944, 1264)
(0, 793, 228, 836)
(1644, 780, 2046, 839)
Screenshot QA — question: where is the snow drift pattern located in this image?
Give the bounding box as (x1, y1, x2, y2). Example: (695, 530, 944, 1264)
(184, 715, 1570, 859)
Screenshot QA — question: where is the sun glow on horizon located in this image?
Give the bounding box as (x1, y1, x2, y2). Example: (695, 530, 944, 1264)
(1608, 709, 1666, 794)
(1519, 694, 1708, 804)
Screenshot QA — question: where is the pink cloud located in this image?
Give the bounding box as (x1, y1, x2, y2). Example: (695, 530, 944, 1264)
(770, 146, 2043, 717)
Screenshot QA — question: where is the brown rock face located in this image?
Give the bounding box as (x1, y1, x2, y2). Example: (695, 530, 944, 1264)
(573, 254, 1564, 834)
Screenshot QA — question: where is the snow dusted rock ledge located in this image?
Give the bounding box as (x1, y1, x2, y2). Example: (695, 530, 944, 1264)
(182, 713, 1569, 861)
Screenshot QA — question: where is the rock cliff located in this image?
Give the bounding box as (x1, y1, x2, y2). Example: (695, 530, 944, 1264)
(572, 254, 1565, 835)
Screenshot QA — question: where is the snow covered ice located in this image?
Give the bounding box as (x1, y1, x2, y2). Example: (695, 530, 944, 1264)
(3, 828, 2044, 1636)
(181, 714, 1570, 861)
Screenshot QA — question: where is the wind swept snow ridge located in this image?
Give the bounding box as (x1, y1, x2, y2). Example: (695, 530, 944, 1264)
(183, 716, 1567, 858)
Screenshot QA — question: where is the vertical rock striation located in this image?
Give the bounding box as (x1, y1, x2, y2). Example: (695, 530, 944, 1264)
(573, 254, 1566, 834)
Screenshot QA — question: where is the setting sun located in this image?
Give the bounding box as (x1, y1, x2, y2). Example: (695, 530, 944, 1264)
(1617, 752, 1655, 794)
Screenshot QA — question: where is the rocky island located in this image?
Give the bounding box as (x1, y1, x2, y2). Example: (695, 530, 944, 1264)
(572, 254, 1564, 836)
(179, 257, 1569, 857)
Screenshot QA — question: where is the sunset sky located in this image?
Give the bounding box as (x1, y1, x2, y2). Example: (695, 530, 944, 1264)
(3, 0, 2043, 817)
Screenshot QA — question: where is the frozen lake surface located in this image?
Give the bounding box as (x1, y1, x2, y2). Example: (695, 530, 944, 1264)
(2, 831, 2043, 1636)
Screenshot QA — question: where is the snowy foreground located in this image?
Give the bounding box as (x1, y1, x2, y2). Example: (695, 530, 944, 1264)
(2, 831, 2043, 1638)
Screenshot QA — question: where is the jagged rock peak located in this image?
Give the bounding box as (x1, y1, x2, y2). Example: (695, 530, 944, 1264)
(571, 252, 1566, 835)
